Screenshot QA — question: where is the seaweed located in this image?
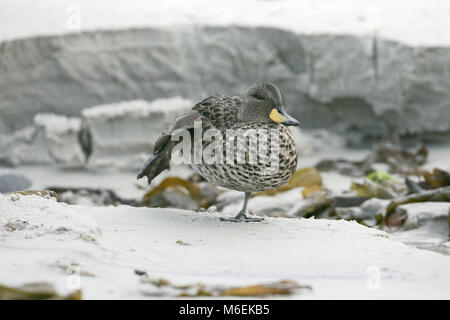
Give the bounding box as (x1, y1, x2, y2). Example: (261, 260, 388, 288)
(142, 176, 220, 209)
(0, 282, 81, 300)
(137, 273, 311, 297)
(255, 167, 323, 197)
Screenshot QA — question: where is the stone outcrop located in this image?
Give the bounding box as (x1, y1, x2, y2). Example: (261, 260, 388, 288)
(81, 97, 191, 170)
(1, 26, 449, 151)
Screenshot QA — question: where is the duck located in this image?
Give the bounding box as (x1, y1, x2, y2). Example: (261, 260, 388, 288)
(137, 82, 299, 222)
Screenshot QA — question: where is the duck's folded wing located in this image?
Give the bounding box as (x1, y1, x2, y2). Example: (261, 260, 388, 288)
(137, 110, 212, 183)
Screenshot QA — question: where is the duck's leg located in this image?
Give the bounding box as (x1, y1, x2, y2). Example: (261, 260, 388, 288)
(220, 192, 264, 222)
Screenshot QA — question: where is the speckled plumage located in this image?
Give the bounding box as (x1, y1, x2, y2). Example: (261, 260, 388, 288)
(191, 95, 297, 192)
(138, 82, 299, 222)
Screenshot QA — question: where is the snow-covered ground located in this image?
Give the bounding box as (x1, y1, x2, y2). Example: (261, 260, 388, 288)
(1, 193, 449, 299)
(2, 0, 449, 300)
(1, 0, 450, 46)
(0, 144, 366, 202)
(1, 146, 449, 299)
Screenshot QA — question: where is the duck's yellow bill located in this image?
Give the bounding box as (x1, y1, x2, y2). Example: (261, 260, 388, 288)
(270, 108, 288, 123)
(270, 106, 300, 126)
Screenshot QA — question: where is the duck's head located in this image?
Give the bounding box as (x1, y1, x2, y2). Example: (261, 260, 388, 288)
(239, 82, 299, 126)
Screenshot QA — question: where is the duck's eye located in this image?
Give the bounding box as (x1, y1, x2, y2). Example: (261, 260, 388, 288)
(252, 93, 265, 100)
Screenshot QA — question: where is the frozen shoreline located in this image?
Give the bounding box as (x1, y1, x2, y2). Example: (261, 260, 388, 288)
(1, 145, 449, 299)
(1, 193, 449, 299)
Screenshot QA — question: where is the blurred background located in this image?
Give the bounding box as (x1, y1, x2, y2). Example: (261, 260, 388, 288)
(1, 0, 449, 252)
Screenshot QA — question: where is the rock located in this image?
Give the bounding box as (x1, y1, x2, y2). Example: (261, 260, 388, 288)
(335, 198, 390, 225)
(0, 99, 191, 169)
(398, 202, 450, 230)
(33, 113, 86, 167)
(0, 192, 101, 244)
(332, 196, 368, 208)
(287, 190, 333, 218)
(316, 157, 374, 177)
(389, 202, 450, 254)
(1, 127, 53, 166)
(0, 170, 32, 193)
(3, 220, 29, 232)
(82, 98, 191, 170)
(206, 206, 217, 213)
(0, 113, 86, 167)
(1, 27, 450, 147)
(405, 177, 426, 194)
(316, 143, 429, 177)
(386, 186, 450, 214)
(402, 47, 450, 135)
(373, 142, 428, 174)
(289, 128, 344, 157)
(359, 198, 390, 220)
(48, 187, 141, 207)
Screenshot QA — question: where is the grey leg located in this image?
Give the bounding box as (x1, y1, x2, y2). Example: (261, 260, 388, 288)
(220, 192, 264, 222)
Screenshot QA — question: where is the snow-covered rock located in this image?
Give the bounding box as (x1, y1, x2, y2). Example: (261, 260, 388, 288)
(34, 113, 86, 166)
(335, 198, 391, 222)
(0, 114, 85, 167)
(390, 202, 450, 255)
(218, 188, 304, 217)
(399, 202, 450, 230)
(1, 194, 450, 299)
(1, 25, 450, 145)
(82, 98, 191, 170)
(0, 193, 100, 242)
(0, 170, 32, 193)
(0, 126, 52, 166)
(290, 128, 345, 158)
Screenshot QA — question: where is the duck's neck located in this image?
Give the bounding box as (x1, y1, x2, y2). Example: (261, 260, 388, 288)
(238, 99, 271, 123)
(237, 102, 251, 122)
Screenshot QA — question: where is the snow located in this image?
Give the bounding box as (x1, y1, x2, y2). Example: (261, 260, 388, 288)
(1, 193, 449, 299)
(2, 113, 86, 167)
(1, 146, 449, 299)
(1, 0, 449, 300)
(401, 202, 450, 229)
(81, 98, 191, 121)
(82, 98, 192, 170)
(34, 113, 81, 135)
(1, 0, 450, 46)
(34, 113, 86, 166)
(390, 202, 450, 255)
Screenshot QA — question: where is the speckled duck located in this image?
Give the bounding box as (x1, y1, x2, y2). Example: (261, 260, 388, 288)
(137, 82, 299, 222)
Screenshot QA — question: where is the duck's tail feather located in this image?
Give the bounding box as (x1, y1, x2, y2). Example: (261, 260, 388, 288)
(138, 113, 200, 185)
(137, 137, 173, 184)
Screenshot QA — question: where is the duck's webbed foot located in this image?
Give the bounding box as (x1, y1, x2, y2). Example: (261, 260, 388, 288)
(219, 192, 264, 222)
(220, 213, 264, 223)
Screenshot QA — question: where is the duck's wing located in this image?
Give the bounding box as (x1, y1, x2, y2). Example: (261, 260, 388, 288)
(192, 95, 242, 128)
(137, 109, 213, 184)
(137, 95, 243, 184)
